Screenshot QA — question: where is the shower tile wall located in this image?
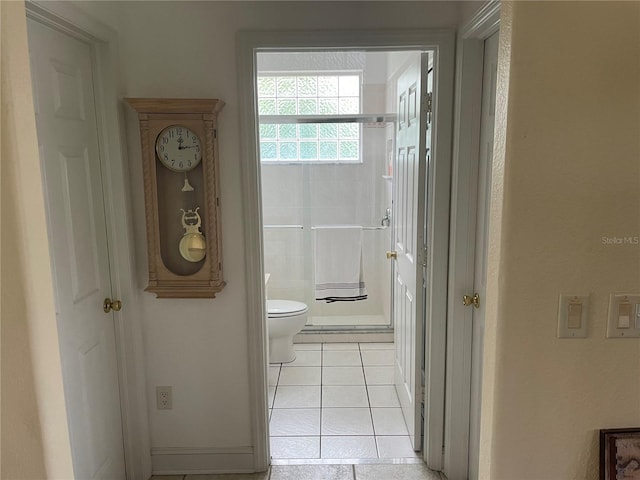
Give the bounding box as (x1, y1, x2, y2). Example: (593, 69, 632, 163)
(262, 146, 387, 322)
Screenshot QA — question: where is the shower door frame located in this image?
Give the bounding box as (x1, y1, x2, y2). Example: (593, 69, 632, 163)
(237, 29, 455, 471)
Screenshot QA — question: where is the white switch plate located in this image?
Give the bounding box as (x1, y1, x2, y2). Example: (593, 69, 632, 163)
(557, 294, 589, 338)
(606, 293, 640, 338)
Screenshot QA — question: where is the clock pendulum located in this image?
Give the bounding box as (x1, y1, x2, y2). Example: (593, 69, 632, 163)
(179, 207, 206, 263)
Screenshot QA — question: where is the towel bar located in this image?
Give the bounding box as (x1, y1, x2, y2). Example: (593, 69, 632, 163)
(263, 225, 388, 230)
(263, 225, 304, 229)
(311, 225, 388, 231)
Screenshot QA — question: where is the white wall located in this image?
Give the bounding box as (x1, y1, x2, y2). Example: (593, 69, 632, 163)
(74, 0, 123, 32)
(113, 0, 462, 470)
(480, 2, 640, 479)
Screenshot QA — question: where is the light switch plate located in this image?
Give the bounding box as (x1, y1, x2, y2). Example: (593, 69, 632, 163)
(606, 293, 640, 338)
(557, 294, 589, 338)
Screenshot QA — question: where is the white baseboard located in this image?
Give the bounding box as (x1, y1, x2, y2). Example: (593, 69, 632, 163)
(151, 447, 257, 475)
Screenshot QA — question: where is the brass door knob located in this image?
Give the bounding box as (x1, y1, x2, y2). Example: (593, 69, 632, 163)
(462, 293, 480, 308)
(386, 251, 397, 259)
(103, 298, 122, 313)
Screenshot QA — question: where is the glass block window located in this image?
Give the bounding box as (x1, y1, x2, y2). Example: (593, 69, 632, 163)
(257, 73, 362, 162)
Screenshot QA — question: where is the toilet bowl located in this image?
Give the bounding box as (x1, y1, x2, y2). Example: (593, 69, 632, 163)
(267, 299, 308, 363)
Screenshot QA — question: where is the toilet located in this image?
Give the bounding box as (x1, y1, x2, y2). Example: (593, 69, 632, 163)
(267, 299, 308, 363)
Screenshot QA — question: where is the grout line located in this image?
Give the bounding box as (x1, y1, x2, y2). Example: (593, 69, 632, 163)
(360, 344, 380, 459)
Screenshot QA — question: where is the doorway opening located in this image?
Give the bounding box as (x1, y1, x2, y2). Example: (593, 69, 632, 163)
(256, 48, 431, 462)
(238, 28, 454, 473)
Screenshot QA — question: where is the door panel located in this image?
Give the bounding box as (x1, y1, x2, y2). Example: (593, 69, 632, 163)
(28, 18, 126, 480)
(59, 148, 102, 302)
(393, 53, 429, 451)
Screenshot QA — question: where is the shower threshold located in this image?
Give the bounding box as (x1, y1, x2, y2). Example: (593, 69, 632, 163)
(295, 326, 394, 344)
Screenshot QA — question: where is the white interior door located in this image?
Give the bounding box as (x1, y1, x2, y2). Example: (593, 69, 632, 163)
(392, 52, 429, 451)
(468, 31, 499, 480)
(27, 18, 126, 480)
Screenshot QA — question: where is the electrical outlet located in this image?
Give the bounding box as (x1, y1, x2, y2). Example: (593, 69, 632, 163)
(156, 386, 172, 410)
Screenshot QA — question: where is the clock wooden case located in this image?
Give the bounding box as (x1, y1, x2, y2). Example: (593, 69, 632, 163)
(126, 98, 225, 298)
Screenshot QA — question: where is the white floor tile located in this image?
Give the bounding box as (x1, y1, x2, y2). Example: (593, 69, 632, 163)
(270, 408, 320, 436)
(359, 342, 395, 350)
(323, 343, 359, 350)
(321, 407, 373, 435)
(364, 366, 394, 385)
(268, 386, 276, 408)
(273, 386, 321, 408)
(367, 385, 400, 407)
(278, 366, 321, 386)
(371, 407, 408, 436)
(270, 436, 320, 459)
(322, 366, 365, 385)
(323, 350, 362, 366)
(270, 465, 354, 480)
(354, 463, 441, 480)
(294, 343, 322, 351)
(361, 349, 395, 366)
(376, 435, 420, 458)
(321, 436, 377, 459)
(282, 350, 321, 367)
(268, 365, 281, 386)
(322, 385, 369, 407)
(184, 474, 269, 480)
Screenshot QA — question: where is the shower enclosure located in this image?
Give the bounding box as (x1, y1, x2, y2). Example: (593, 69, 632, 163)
(258, 50, 420, 333)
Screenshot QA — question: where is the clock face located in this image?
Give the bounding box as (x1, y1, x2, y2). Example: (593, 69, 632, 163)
(155, 125, 202, 172)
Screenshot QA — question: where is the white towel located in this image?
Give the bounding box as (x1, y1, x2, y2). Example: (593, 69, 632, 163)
(314, 226, 367, 303)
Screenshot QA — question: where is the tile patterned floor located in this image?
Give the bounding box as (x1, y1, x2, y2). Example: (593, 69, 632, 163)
(151, 462, 445, 479)
(149, 343, 446, 479)
(267, 342, 419, 461)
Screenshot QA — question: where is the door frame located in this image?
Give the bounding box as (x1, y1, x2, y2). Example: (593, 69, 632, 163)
(444, 2, 500, 479)
(25, 2, 152, 479)
(237, 29, 454, 471)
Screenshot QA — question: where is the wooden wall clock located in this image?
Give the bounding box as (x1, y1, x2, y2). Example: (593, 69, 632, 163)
(126, 98, 225, 298)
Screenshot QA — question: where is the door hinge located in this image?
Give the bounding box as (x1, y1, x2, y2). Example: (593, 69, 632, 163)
(418, 386, 426, 404)
(425, 92, 433, 123)
(419, 245, 428, 267)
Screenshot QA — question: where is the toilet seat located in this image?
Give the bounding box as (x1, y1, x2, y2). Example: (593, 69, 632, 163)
(267, 299, 308, 317)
